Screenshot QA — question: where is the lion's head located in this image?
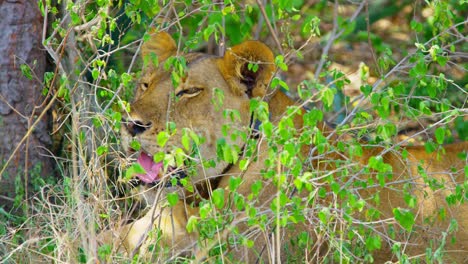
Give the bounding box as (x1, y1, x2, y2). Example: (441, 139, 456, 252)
(121, 32, 275, 187)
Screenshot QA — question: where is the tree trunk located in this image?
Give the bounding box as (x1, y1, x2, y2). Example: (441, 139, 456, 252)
(0, 0, 53, 211)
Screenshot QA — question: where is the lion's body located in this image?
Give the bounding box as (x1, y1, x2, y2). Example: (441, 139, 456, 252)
(218, 91, 468, 263)
(103, 32, 468, 262)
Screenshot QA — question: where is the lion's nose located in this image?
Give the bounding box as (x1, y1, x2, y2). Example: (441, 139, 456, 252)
(126, 120, 152, 137)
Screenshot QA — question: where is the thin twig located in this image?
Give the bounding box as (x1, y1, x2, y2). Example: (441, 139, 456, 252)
(255, 0, 283, 54)
(315, 0, 367, 78)
(365, 1, 380, 76)
(320, 19, 468, 150)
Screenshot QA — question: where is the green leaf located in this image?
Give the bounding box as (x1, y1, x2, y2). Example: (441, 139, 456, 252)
(410, 20, 423, 32)
(365, 235, 382, 251)
(393, 208, 415, 232)
(153, 152, 165, 163)
(167, 192, 179, 207)
(404, 194, 417, 208)
(302, 15, 321, 36)
(271, 192, 288, 212)
(229, 176, 242, 191)
(234, 193, 245, 210)
(251, 180, 262, 197)
(163, 153, 175, 170)
(401, 149, 408, 159)
(70, 11, 81, 25)
(412, 60, 427, 78)
(419, 101, 432, 115)
(436, 56, 448, 67)
(434, 127, 445, 144)
(220, 143, 232, 163)
(318, 187, 327, 198)
(368, 156, 382, 170)
(349, 144, 363, 158)
(239, 159, 249, 171)
(92, 68, 99, 80)
(303, 109, 323, 127)
(322, 88, 336, 108)
(415, 43, 426, 51)
(455, 117, 468, 140)
(293, 178, 303, 192)
(189, 130, 201, 145)
(38, 1, 45, 16)
(199, 203, 211, 219)
(231, 146, 239, 164)
(121, 72, 132, 87)
(248, 62, 259, 73)
(174, 148, 185, 168)
(318, 207, 330, 224)
(274, 55, 288, 71)
(260, 121, 273, 138)
(212, 189, 225, 209)
(427, 82, 437, 98)
(370, 93, 380, 105)
(330, 182, 339, 194)
(377, 172, 386, 187)
(130, 140, 141, 151)
(125, 163, 146, 180)
(292, 14, 301, 21)
(360, 84, 372, 97)
(248, 206, 257, 218)
(271, 77, 289, 90)
(186, 216, 198, 233)
(203, 25, 214, 41)
(181, 129, 190, 150)
(221, 5, 234, 15)
(424, 141, 437, 153)
(20, 64, 33, 80)
(96, 145, 108, 156)
(157, 131, 170, 147)
(376, 123, 396, 140)
(111, 111, 122, 123)
(97, 244, 112, 259)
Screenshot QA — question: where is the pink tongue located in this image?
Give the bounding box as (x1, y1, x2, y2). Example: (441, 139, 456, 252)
(136, 152, 163, 183)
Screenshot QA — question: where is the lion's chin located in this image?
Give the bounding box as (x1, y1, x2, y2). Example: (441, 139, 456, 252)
(135, 152, 163, 184)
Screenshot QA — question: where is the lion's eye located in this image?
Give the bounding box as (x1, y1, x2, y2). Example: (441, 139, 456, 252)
(176, 87, 203, 98)
(140, 82, 149, 91)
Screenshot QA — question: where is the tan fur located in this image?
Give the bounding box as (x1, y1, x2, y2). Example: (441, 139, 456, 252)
(103, 32, 468, 262)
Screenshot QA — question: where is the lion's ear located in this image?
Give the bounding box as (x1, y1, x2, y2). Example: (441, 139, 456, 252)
(141, 30, 177, 63)
(219, 41, 275, 98)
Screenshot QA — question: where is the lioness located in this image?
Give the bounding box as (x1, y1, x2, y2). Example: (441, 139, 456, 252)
(103, 32, 468, 262)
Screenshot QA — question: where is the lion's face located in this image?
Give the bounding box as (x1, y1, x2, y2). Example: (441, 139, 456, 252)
(121, 32, 275, 185)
